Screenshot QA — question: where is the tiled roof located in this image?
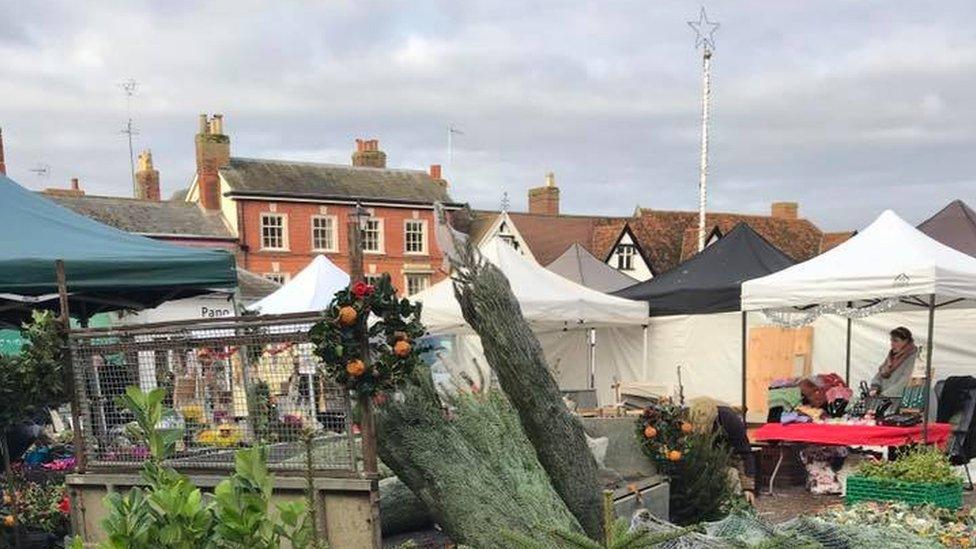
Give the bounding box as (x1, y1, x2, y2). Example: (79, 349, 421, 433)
(44, 193, 235, 239)
(633, 209, 824, 271)
(219, 157, 454, 204)
(465, 210, 627, 265)
(819, 231, 856, 253)
(462, 206, 836, 275)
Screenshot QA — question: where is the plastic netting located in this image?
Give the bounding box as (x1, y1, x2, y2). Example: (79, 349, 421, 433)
(630, 509, 938, 548)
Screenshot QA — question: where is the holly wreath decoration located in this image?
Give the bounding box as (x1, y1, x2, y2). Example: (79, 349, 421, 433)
(310, 275, 427, 398)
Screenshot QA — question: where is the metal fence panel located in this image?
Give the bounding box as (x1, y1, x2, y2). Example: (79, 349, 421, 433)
(68, 313, 358, 473)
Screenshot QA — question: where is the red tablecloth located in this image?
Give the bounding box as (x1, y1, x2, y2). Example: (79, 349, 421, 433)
(753, 422, 952, 447)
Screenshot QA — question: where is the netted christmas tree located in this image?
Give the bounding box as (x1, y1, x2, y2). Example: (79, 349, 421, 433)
(375, 367, 582, 547)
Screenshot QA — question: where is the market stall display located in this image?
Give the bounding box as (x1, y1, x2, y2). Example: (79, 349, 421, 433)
(743, 210, 976, 441)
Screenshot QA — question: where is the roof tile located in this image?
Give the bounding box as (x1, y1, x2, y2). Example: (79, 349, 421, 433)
(219, 157, 453, 204)
(45, 194, 234, 239)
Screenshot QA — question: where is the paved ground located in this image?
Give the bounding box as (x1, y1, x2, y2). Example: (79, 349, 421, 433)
(753, 486, 844, 523)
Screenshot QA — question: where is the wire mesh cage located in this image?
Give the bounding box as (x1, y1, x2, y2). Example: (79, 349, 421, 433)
(68, 313, 358, 473)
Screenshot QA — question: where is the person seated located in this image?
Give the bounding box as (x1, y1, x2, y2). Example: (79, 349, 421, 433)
(869, 326, 918, 398)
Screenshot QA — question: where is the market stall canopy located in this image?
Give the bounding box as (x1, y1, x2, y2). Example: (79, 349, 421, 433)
(246, 255, 350, 315)
(917, 200, 976, 259)
(742, 210, 976, 311)
(0, 174, 236, 322)
(614, 223, 795, 316)
(412, 239, 648, 334)
(546, 243, 637, 293)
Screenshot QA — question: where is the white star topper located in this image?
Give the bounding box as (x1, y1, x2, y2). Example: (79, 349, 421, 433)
(688, 7, 720, 51)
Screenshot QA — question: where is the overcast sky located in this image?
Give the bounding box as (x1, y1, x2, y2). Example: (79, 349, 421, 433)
(1, 1, 974, 231)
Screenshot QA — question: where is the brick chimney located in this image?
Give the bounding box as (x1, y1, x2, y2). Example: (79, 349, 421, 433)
(135, 149, 161, 201)
(528, 171, 560, 216)
(44, 178, 85, 197)
(351, 138, 386, 168)
(0, 127, 6, 176)
(771, 201, 798, 220)
(195, 113, 230, 210)
(429, 164, 448, 189)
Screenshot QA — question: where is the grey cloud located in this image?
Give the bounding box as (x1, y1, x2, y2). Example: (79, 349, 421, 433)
(0, 1, 973, 232)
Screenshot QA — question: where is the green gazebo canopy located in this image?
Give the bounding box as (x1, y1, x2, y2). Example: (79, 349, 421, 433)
(0, 174, 237, 323)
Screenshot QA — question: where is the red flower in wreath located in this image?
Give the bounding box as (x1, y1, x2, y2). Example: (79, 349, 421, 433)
(58, 495, 70, 515)
(351, 281, 374, 299)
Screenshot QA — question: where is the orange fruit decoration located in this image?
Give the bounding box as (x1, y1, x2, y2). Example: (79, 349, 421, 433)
(667, 450, 682, 462)
(346, 359, 366, 377)
(393, 340, 412, 358)
(1, 494, 9, 505)
(643, 425, 657, 439)
(680, 422, 694, 434)
(3, 516, 14, 527)
(338, 306, 358, 327)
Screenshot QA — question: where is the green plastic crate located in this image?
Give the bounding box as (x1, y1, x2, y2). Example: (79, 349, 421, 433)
(845, 475, 963, 509)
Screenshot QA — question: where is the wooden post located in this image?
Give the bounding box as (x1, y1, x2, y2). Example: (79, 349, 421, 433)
(56, 260, 86, 472)
(347, 204, 382, 548)
(347, 206, 379, 475)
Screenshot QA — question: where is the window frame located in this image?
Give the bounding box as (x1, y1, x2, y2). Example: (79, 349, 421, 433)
(616, 244, 636, 271)
(310, 214, 339, 252)
(263, 272, 289, 285)
(403, 219, 428, 255)
(404, 273, 431, 296)
(259, 213, 289, 251)
(362, 217, 385, 254)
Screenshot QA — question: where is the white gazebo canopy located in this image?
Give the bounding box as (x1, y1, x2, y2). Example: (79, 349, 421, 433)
(413, 239, 648, 334)
(742, 210, 976, 311)
(246, 255, 350, 315)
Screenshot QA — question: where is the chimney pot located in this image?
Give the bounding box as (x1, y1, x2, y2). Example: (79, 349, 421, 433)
(198, 114, 209, 134)
(351, 138, 387, 168)
(429, 164, 442, 180)
(212, 114, 224, 135)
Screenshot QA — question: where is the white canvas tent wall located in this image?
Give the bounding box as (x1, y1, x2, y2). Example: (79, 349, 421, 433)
(743, 210, 976, 438)
(412, 240, 648, 404)
(247, 255, 350, 315)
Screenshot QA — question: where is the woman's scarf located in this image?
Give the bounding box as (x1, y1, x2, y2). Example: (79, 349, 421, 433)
(879, 342, 917, 379)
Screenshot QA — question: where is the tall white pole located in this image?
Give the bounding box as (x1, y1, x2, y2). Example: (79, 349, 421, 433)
(697, 48, 712, 252)
(447, 125, 453, 180)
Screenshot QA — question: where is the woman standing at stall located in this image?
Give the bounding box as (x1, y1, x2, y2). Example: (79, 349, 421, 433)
(869, 327, 918, 398)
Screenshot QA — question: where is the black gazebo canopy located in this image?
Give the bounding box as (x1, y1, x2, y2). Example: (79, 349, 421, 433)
(614, 222, 795, 316)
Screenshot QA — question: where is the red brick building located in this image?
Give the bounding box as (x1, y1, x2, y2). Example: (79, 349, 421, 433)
(186, 114, 460, 294)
